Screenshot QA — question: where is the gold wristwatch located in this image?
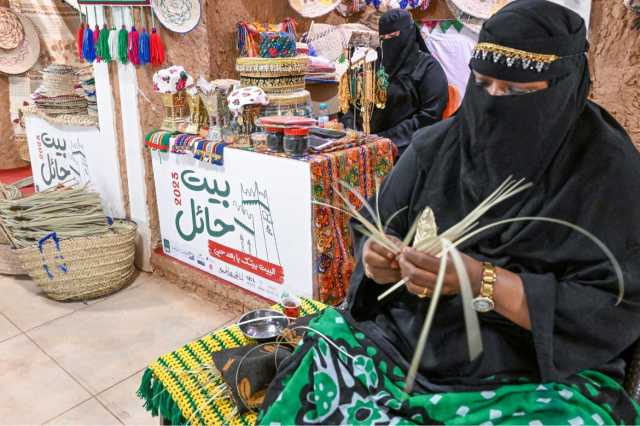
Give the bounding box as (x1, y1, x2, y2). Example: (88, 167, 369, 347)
(472, 262, 497, 313)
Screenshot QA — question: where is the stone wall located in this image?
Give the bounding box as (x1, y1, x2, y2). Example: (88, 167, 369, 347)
(0, 0, 24, 170)
(589, 0, 640, 150)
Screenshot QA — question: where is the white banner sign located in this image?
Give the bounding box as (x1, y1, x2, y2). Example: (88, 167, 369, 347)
(151, 149, 314, 301)
(25, 116, 91, 191)
(25, 115, 125, 218)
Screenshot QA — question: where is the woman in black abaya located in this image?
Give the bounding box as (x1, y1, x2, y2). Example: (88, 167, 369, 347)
(341, 9, 449, 156)
(259, 1, 640, 424)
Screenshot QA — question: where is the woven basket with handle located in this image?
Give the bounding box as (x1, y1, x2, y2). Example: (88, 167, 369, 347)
(16, 219, 137, 301)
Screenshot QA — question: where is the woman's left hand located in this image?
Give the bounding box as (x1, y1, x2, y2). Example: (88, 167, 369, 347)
(398, 247, 483, 298)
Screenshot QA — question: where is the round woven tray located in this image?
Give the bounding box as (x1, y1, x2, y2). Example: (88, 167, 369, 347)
(0, 8, 24, 50)
(16, 219, 137, 302)
(0, 244, 25, 275)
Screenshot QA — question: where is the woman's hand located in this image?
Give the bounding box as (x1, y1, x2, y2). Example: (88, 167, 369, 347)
(362, 237, 402, 285)
(398, 247, 483, 297)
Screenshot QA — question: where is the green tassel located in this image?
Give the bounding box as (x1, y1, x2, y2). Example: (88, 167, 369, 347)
(97, 26, 111, 62)
(118, 26, 129, 64)
(136, 368, 153, 401)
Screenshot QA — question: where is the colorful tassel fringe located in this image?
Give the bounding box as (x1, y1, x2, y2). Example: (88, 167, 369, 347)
(93, 25, 101, 61)
(138, 27, 150, 65)
(76, 20, 160, 66)
(150, 27, 165, 66)
(97, 24, 111, 63)
(77, 23, 85, 60)
(118, 26, 129, 64)
(128, 26, 140, 65)
(109, 27, 119, 63)
(82, 25, 95, 63)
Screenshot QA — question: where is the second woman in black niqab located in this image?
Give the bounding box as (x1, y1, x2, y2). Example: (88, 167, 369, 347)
(341, 9, 449, 156)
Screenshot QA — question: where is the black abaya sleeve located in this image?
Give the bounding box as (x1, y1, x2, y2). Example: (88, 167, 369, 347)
(347, 143, 423, 318)
(521, 250, 640, 382)
(378, 57, 449, 153)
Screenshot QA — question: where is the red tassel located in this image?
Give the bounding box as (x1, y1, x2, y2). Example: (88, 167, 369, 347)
(150, 27, 165, 66)
(77, 23, 85, 60)
(93, 25, 101, 62)
(128, 26, 140, 65)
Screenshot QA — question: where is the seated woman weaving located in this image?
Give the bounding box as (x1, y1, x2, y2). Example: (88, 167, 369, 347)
(259, 1, 640, 424)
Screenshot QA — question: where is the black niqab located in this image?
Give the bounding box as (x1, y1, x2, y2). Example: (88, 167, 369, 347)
(379, 9, 428, 79)
(347, 0, 640, 395)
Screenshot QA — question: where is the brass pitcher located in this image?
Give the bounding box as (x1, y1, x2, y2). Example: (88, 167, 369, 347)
(184, 93, 208, 135)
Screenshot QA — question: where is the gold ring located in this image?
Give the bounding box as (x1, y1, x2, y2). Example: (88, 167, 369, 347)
(364, 265, 372, 279)
(417, 287, 431, 299)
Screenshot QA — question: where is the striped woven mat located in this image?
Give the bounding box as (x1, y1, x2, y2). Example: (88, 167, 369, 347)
(137, 298, 326, 425)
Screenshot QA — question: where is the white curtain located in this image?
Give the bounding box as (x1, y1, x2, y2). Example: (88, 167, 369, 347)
(423, 24, 479, 100)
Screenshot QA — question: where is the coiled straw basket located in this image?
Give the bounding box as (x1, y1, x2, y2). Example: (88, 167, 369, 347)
(0, 183, 24, 274)
(16, 219, 137, 301)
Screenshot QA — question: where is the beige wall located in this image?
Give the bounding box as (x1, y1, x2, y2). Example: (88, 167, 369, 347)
(590, 0, 640, 150)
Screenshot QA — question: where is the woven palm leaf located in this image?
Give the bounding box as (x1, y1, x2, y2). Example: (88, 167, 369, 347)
(0, 182, 22, 245)
(0, 186, 110, 249)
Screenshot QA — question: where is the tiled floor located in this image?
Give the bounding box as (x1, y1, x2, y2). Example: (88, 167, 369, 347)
(0, 273, 238, 425)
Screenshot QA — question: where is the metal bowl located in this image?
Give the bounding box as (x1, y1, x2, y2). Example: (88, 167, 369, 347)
(238, 309, 289, 342)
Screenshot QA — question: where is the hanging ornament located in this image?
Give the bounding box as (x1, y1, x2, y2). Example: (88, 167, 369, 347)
(117, 24, 128, 64)
(109, 20, 119, 61)
(98, 23, 111, 63)
(82, 22, 95, 63)
(128, 25, 140, 65)
(150, 9, 165, 66)
(93, 24, 101, 62)
(138, 7, 150, 65)
(376, 65, 389, 109)
(76, 9, 85, 60)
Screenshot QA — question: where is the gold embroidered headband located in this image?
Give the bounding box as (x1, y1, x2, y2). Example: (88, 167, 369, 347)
(473, 42, 561, 73)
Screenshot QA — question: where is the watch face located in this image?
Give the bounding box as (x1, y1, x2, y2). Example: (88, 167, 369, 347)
(472, 297, 495, 313)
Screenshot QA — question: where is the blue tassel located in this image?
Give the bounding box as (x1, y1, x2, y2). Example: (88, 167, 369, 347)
(138, 28, 150, 65)
(82, 25, 95, 63)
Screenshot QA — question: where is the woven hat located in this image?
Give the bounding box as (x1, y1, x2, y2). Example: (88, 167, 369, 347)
(0, 8, 23, 50)
(151, 0, 201, 34)
(289, 0, 341, 18)
(446, 0, 511, 19)
(0, 8, 40, 75)
(444, 0, 502, 33)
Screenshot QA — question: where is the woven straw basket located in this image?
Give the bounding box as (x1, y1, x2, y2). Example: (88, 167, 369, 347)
(16, 220, 137, 301)
(0, 183, 21, 245)
(0, 244, 25, 275)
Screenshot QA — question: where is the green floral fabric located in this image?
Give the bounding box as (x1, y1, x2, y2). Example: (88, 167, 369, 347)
(259, 308, 640, 425)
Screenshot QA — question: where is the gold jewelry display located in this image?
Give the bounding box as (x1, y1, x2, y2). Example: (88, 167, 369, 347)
(338, 47, 387, 135)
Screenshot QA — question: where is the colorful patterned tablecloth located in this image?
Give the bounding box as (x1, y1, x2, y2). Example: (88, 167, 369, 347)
(137, 299, 326, 426)
(237, 135, 396, 304)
